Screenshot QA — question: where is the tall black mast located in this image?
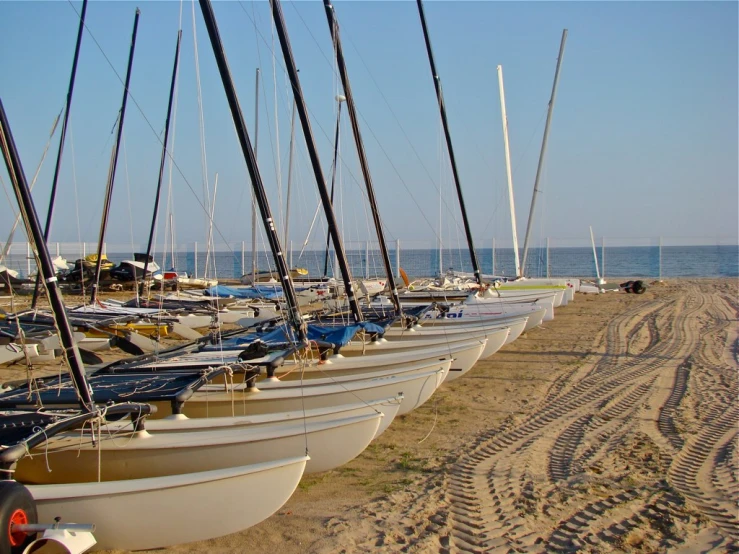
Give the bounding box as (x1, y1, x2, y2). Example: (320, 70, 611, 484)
(198, 0, 307, 343)
(31, 0, 89, 309)
(269, 0, 362, 323)
(323, 1, 402, 315)
(0, 99, 94, 410)
(416, 0, 482, 286)
(323, 98, 343, 278)
(90, 8, 140, 304)
(142, 30, 182, 287)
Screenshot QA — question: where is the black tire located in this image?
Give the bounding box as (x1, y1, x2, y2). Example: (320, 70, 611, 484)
(632, 280, 647, 294)
(620, 280, 634, 293)
(0, 481, 37, 554)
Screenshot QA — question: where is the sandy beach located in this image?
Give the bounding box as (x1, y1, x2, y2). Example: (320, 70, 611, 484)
(5, 278, 737, 552)
(89, 277, 729, 554)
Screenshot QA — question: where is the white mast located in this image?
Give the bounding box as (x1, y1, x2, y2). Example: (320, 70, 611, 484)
(497, 65, 521, 278)
(589, 225, 601, 282)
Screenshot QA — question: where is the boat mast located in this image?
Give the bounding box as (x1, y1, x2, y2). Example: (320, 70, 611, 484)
(283, 101, 296, 250)
(323, 95, 344, 278)
(169, 213, 175, 269)
(197, 0, 308, 343)
(416, 0, 482, 287)
(90, 8, 141, 304)
(323, 1, 402, 315)
(251, 67, 260, 283)
(589, 225, 601, 282)
(269, 0, 362, 322)
(31, 0, 89, 309)
(496, 65, 521, 278)
(0, 112, 62, 265)
(520, 29, 568, 275)
(142, 30, 182, 288)
(0, 99, 94, 410)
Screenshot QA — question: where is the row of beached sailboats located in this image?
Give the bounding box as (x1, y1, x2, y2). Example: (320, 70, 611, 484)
(0, 0, 576, 552)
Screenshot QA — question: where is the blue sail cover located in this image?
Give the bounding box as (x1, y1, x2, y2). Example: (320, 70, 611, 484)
(205, 283, 319, 300)
(204, 285, 282, 300)
(215, 321, 385, 350)
(307, 322, 385, 345)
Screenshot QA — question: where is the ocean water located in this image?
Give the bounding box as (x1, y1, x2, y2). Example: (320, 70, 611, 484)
(3, 244, 737, 281)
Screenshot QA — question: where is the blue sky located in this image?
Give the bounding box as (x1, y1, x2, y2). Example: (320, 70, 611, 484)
(0, 0, 736, 255)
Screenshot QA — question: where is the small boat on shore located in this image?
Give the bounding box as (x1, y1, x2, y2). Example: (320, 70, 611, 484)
(28, 455, 309, 551)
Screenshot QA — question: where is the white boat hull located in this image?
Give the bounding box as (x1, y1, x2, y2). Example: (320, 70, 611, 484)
(217, 308, 253, 324)
(385, 324, 512, 357)
(28, 456, 308, 551)
(440, 300, 553, 325)
(77, 337, 113, 352)
(150, 395, 403, 439)
(320, 339, 484, 376)
(341, 334, 489, 373)
(176, 313, 213, 329)
(419, 302, 546, 330)
(150, 340, 471, 382)
(0, 343, 29, 365)
(182, 365, 449, 418)
(17, 413, 380, 482)
(467, 294, 556, 322)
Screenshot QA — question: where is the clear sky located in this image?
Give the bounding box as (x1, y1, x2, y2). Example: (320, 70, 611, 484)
(0, 0, 736, 255)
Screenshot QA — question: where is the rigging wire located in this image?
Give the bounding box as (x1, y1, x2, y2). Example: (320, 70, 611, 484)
(150, 11, 184, 303)
(121, 134, 139, 303)
(69, 127, 86, 300)
(190, 0, 214, 280)
(271, 18, 285, 246)
(161, 1, 184, 283)
(236, 1, 428, 245)
(0, 109, 63, 264)
(63, 0, 240, 258)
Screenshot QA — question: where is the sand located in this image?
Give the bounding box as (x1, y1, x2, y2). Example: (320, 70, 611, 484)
(5, 279, 738, 552)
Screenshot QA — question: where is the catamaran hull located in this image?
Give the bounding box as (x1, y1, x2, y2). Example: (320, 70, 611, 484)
(327, 339, 484, 376)
(385, 324, 512, 357)
(28, 456, 308, 551)
(328, 338, 486, 378)
(175, 313, 213, 329)
(492, 288, 565, 307)
(0, 343, 29, 365)
(17, 413, 380, 482)
(467, 297, 555, 322)
(151, 395, 403, 439)
(441, 340, 485, 381)
(288, 340, 483, 379)
(180, 366, 449, 419)
(77, 337, 113, 351)
(160, 340, 474, 382)
(217, 309, 254, 324)
(426, 302, 550, 327)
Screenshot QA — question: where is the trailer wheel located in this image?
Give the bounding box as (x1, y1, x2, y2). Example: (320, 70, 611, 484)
(0, 481, 37, 554)
(620, 280, 634, 293)
(632, 280, 646, 294)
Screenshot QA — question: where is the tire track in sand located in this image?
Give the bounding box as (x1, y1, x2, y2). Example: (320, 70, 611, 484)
(444, 286, 730, 553)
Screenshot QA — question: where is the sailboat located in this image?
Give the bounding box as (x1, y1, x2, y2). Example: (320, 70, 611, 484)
(383, 1, 563, 333)
(3, 0, 433, 510)
(0, 35, 309, 550)
(130, 0, 475, 412)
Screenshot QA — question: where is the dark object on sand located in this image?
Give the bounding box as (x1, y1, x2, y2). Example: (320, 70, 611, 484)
(620, 280, 647, 294)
